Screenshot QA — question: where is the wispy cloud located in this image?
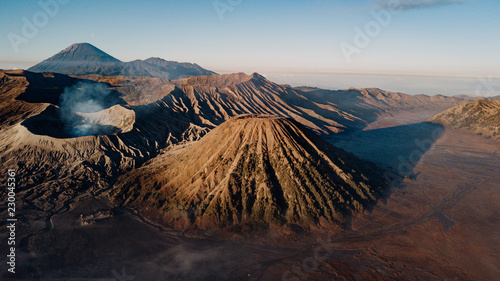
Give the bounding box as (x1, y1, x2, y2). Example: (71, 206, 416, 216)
(375, 0, 464, 11)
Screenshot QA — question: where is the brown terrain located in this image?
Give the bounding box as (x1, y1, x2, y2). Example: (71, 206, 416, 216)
(0, 66, 498, 280)
(0, 69, 467, 213)
(428, 99, 500, 140)
(111, 115, 386, 231)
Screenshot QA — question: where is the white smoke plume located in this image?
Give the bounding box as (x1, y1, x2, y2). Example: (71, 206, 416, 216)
(59, 81, 112, 137)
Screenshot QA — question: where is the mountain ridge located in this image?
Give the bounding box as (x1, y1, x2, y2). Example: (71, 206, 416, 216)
(0, 69, 469, 214)
(428, 99, 500, 140)
(28, 43, 216, 79)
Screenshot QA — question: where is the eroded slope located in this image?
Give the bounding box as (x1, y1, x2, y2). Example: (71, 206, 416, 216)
(112, 115, 387, 230)
(428, 99, 500, 140)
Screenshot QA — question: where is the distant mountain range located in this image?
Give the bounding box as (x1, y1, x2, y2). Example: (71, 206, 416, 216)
(27, 43, 216, 79)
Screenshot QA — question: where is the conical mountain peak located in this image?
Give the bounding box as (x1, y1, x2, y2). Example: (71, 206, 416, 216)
(44, 42, 120, 63)
(27, 43, 215, 79)
(111, 115, 387, 230)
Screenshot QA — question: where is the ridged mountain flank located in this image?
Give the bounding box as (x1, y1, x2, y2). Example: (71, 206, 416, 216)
(111, 115, 387, 230)
(428, 99, 500, 140)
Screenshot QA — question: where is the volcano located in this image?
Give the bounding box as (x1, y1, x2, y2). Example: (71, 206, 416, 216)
(0, 68, 497, 280)
(27, 43, 120, 73)
(28, 43, 216, 79)
(0, 69, 465, 213)
(111, 115, 387, 230)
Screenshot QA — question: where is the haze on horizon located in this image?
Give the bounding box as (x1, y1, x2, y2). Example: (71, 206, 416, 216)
(1, 0, 499, 94)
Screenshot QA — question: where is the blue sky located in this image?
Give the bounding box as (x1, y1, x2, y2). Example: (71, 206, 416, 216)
(0, 0, 499, 78)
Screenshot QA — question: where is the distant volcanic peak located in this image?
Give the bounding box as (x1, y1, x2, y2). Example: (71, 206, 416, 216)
(144, 57, 180, 65)
(112, 114, 387, 230)
(27, 43, 215, 79)
(142, 57, 216, 74)
(27, 43, 121, 75)
(49, 43, 121, 63)
(144, 57, 167, 63)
